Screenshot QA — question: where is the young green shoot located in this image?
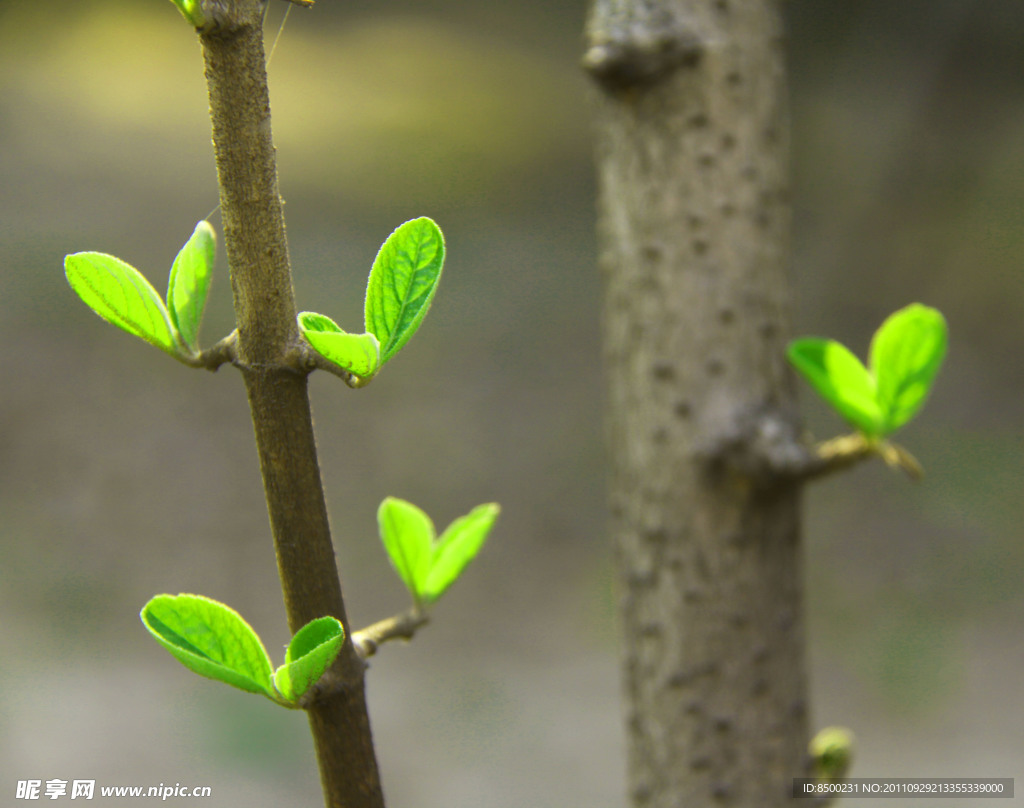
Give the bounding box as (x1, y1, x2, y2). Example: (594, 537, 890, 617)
(788, 303, 947, 476)
(377, 498, 500, 611)
(298, 217, 445, 385)
(65, 222, 216, 365)
(138, 495, 499, 703)
(140, 594, 344, 707)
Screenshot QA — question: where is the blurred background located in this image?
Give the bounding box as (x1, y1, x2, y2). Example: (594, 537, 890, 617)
(0, 1, 1021, 806)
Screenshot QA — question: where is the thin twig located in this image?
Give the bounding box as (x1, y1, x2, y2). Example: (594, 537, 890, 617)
(805, 433, 923, 482)
(352, 608, 430, 659)
(177, 329, 240, 371)
(802, 433, 875, 480)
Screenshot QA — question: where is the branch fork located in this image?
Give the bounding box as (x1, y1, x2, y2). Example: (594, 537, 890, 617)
(297, 608, 430, 710)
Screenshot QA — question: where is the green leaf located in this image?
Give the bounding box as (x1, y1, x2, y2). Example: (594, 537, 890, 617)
(869, 303, 947, 435)
(364, 217, 445, 364)
(169, 0, 205, 27)
(298, 311, 381, 379)
(299, 311, 344, 334)
(423, 503, 500, 604)
(167, 221, 216, 354)
(140, 594, 274, 697)
(377, 497, 435, 604)
(787, 338, 884, 437)
(65, 252, 181, 356)
(273, 616, 345, 703)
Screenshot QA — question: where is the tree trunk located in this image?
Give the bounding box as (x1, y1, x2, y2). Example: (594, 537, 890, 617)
(584, 1, 808, 805)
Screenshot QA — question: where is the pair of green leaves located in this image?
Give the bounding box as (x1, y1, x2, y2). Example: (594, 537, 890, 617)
(788, 303, 947, 440)
(65, 222, 215, 363)
(298, 217, 445, 385)
(378, 498, 499, 609)
(140, 594, 344, 706)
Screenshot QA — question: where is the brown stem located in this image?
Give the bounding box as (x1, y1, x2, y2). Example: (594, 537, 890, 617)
(196, 2, 384, 806)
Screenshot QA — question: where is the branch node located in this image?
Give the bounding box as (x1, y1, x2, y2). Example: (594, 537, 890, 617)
(697, 404, 817, 489)
(583, 25, 703, 92)
(287, 339, 365, 387)
(188, 329, 240, 371)
(694, 406, 922, 488)
(196, 0, 260, 36)
(297, 669, 351, 710)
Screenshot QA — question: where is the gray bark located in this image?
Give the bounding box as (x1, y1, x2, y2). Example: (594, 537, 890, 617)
(585, 1, 809, 805)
